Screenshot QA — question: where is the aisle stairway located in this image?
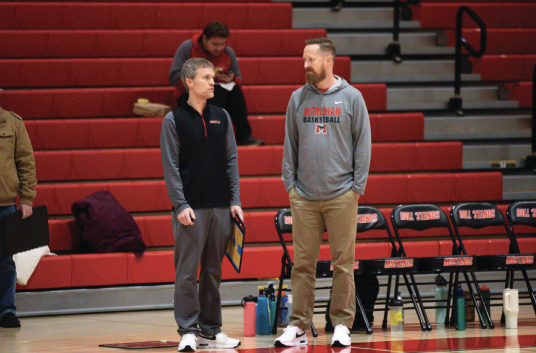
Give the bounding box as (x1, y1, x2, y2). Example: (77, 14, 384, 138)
(0, 0, 534, 314)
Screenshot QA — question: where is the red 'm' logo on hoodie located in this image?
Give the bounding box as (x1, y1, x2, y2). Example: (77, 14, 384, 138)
(315, 124, 327, 134)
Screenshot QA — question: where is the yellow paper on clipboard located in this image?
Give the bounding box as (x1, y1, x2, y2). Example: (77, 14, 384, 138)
(226, 216, 245, 273)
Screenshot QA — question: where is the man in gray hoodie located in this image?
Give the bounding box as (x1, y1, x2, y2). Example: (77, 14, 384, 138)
(275, 38, 371, 348)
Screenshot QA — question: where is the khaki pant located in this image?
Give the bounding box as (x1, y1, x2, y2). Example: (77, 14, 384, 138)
(288, 188, 358, 329)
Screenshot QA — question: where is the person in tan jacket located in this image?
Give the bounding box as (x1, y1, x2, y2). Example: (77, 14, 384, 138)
(0, 107, 36, 328)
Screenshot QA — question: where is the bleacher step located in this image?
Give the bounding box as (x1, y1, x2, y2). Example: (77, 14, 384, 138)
(352, 60, 480, 83)
(424, 114, 532, 141)
(463, 143, 530, 170)
(329, 33, 454, 56)
(293, 8, 420, 29)
(387, 86, 519, 111)
(275, 0, 392, 3)
(503, 175, 536, 200)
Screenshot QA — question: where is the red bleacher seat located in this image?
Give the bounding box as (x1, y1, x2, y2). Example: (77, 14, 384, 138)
(24, 113, 423, 150)
(470, 55, 536, 81)
(33, 173, 503, 216)
(413, 4, 536, 29)
(25, 118, 163, 150)
(403, 240, 441, 258)
(0, 29, 326, 58)
(506, 82, 532, 109)
(0, 56, 351, 88)
(72, 253, 128, 287)
(444, 29, 536, 55)
(0, 3, 292, 30)
(0, 84, 387, 118)
(33, 142, 461, 181)
(22, 231, 532, 290)
(16, 255, 72, 290)
(127, 251, 175, 284)
(47, 204, 535, 254)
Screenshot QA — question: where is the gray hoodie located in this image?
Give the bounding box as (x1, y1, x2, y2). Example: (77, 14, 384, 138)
(282, 76, 371, 201)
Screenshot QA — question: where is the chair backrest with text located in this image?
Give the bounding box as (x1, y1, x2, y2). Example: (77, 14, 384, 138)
(357, 206, 400, 256)
(507, 201, 536, 254)
(450, 202, 510, 255)
(391, 204, 457, 256)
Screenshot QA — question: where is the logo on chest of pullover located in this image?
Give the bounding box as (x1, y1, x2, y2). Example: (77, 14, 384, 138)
(303, 106, 342, 124)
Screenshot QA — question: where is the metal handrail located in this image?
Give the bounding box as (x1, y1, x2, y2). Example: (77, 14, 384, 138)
(448, 6, 487, 116)
(387, 0, 420, 63)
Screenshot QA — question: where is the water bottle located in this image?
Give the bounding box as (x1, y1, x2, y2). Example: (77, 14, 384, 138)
(286, 293, 293, 324)
(478, 285, 491, 325)
(455, 285, 466, 331)
(242, 295, 257, 337)
(389, 296, 404, 332)
(279, 292, 289, 326)
(396, 291, 405, 324)
(256, 291, 271, 335)
(270, 297, 277, 329)
(435, 275, 448, 325)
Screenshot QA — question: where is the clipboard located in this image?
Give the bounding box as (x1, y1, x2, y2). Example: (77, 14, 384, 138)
(226, 216, 245, 273)
(0, 205, 49, 257)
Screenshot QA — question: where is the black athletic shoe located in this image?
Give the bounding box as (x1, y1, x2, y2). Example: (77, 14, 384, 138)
(0, 313, 21, 328)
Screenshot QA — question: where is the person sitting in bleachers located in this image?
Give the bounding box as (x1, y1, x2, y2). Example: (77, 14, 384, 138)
(169, 21, 264, 146)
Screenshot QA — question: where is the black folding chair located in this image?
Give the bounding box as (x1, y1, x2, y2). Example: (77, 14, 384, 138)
(451, 202, 536, 327)
(391, 204, 485, 329)
(505, 202, 536, 317)
(357, 206, 430, 331)
(271, 208, 372, 336)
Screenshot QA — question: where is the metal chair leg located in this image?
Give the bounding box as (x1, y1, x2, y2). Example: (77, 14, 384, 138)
(445, 271, 454, 326)
(462, 270, 487, 329)
(521, 268, 536, 317)
(356, 292, 373, 334)
(382, 274, 393, 329)
(449, 271, 460, 327)
(501, 269, 512, 324)
(404, 273, 431, 331)
(468, 269, 494, 329)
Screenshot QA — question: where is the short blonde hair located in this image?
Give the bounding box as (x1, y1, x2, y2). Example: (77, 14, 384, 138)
(180, 58, 214, 92)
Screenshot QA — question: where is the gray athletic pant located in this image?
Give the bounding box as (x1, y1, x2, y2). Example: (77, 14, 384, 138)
(172, 207, 232, 337)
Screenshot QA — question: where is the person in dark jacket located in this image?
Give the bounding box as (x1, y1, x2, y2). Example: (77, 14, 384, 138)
(161, 58, 243, 352)
(169, 21, 263, 146)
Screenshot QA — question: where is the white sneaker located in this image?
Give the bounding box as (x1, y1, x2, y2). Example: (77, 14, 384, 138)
(274, 325, 308, 347)
(331, 325, 351, 347)
(198, 332, 241, 349)
(178, 333, 197, 352)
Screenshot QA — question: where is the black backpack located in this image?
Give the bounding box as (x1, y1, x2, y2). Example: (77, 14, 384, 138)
(325, 273, 379, 331)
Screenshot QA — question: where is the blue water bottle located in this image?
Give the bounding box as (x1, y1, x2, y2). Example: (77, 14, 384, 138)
(256, 291, 271, 334)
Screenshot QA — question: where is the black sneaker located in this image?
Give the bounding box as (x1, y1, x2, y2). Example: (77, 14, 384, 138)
(0, 313, 21, 328)
(237, 136, 264, 146)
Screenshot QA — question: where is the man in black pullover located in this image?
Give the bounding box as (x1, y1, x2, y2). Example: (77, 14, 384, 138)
(160, 58, 243, 352)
